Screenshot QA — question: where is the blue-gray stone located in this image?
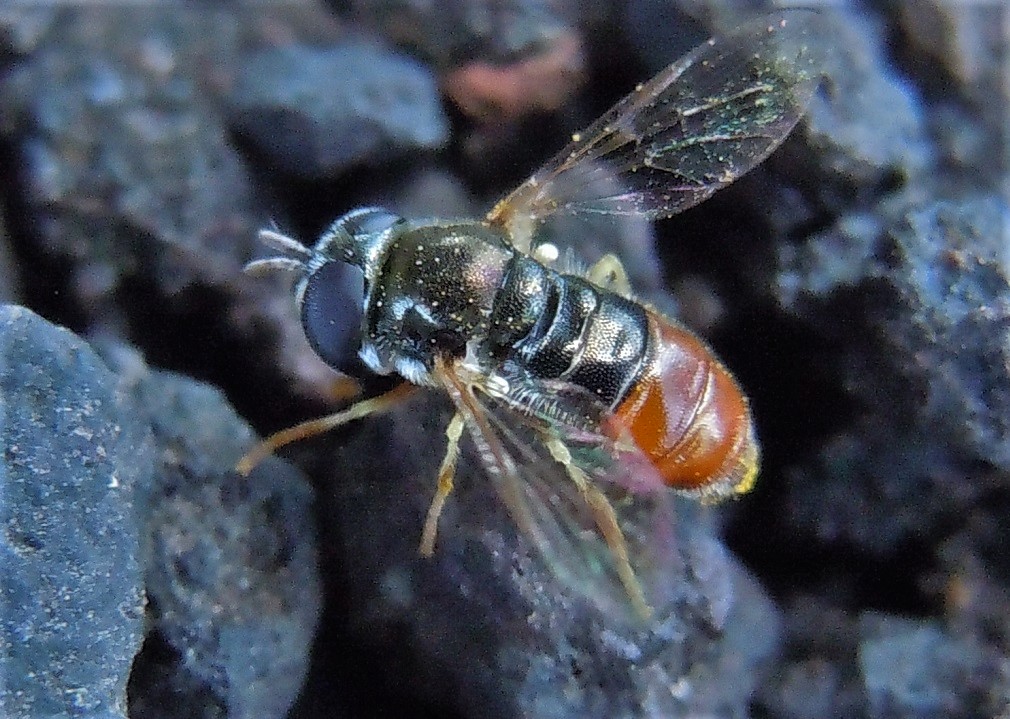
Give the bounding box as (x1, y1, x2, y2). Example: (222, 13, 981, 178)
(231, 41, 449, 177)
(312, 391, 781, 719)
(0, 305, 152, 718)
(0, 10, 260, 313)
(859, 614, 999, 719)
(100, 346, 322, 719)
(776, 195, 1010, 552)
(0, 308, 320, 719)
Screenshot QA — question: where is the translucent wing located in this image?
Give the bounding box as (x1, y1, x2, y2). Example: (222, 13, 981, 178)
(439, 364, 687, 622)
(487, 10, 827, 248)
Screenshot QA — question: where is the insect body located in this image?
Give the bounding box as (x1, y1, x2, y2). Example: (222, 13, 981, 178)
(295, 208, 758, 490)
(240, 11, 824, 621)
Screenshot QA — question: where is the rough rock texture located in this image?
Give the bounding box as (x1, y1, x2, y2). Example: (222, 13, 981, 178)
(775, 196, 1010, 551)
(0, 6, 351, 400)
(298, 391, 780, 718)
(230, 42, 449, 178)
(0, 306, 320, 719)
(858, 614, 1003, 718)
(0, 305, 151, 719)
(1, 1, 1008, 718)
(105, 346, 322, 719)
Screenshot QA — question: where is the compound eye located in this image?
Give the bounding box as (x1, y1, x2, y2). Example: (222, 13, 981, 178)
(341, 208, 402, 238)
(300, 261, 364, 371)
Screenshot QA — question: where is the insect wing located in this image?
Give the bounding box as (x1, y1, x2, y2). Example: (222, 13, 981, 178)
(487, 10, 827, 245)
(443, 368, 686, 621)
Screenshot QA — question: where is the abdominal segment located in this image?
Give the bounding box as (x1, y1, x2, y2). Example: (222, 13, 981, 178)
(613, 313, 759, 499)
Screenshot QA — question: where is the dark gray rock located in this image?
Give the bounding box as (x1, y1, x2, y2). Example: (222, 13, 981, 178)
(896, 0, 1006, 192)
(797, 9, 931, 205)
(776, 195, 1010, 552)
(757, 603, 1008, 719)
(624, 0, 706, 76)
(755, 597, 867, 719)
(230, 41, 449, 178)
(348, 0, 585, 68)
(0, 8, 56, 55)
(0, 213, 22, 304)
(769, 660, 851, 719)
(859, 614, 1002, 719)
(0, 305, 320, 719)
(302, 391, 780, 719)
(97, 345, 322, 719)
(0, 305, 152, 719)
(0, 10, 259, 311)
(0, 6, 359, 400)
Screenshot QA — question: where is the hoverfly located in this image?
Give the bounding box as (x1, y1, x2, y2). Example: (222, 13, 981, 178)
(238, 11, 825, 621)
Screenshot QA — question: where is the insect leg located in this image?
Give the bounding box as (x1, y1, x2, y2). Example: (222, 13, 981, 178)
(436, 359, 560, 558)
(324, 375, 365, 404)
(419, 412, 465, 557)
(235, 382, 416, 475)
(586, 253, 632, 296)
(542, 436, 653, 620)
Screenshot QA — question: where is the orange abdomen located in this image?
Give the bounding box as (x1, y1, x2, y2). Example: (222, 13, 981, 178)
(614, 311, 759, 499)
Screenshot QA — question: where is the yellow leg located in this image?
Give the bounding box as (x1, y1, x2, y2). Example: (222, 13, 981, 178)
(235, 382, 415, 476)
(543, 436, 588, 492)
(419, 412, 465, 557)
(586, 253, 632, 296)
(544, 436, 653, 620)
(325, 375, 365, 404)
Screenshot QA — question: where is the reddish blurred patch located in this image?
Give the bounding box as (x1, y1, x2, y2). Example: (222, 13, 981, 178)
(443, 31, 585, 122)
